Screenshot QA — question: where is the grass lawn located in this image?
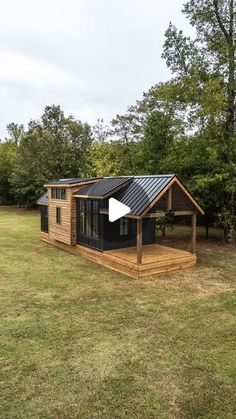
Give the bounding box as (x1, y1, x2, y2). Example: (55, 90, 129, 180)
(0, 208, 235, 418)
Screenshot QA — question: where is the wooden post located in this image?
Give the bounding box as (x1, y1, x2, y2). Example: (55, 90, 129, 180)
(167, 186, 172, 212)
(137, 219, 142, 264)
(191, 213, 197, 254)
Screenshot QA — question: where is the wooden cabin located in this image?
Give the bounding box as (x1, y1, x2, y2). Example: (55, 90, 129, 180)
(37, 175, 204, 279)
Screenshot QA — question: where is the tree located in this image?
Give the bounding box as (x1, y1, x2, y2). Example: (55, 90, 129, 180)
(0, 140, 17, 204)
(161, 0, 236, 240)
(6, 123, 24, 145)
(137, 111, 181, 174)
(10, 105, 93, 207)
(92, 119, 110, 143)
(90, 140, 138, 177)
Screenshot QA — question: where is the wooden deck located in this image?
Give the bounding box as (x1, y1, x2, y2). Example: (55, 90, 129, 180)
(40, 233, 196, 279)
(105, 245, 196, 278)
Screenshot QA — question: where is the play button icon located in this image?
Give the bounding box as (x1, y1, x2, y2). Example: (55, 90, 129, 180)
(109, 198, 131, 222)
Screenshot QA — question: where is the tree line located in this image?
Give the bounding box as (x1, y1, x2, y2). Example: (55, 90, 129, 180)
(0, 0, 235, 241)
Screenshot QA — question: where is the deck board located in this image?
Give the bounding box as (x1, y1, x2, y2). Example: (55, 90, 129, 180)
(106, 244, 193, 264)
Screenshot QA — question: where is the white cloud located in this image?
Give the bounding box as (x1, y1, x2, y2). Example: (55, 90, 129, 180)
(0, 0, 194, 137)
(0, 49, 84, 89)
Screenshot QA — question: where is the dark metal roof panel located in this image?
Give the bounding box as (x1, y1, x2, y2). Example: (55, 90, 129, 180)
(37, 192, 48, 206)
(113, 175, 175, 215)
(74, 177, 132, 197)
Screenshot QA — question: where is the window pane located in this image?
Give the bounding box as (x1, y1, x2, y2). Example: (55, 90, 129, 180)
(80, 199, 85, 211)
(120, 218, 128, 235)
(61, 188, 66, 199)
(80, 213, 84, 234)
(85, 214, 92, 236)
(56, 207, 61, 223)
(87, 201, 91, 212)
(93, 201, 99, 213)
(93, 214, 99, 238)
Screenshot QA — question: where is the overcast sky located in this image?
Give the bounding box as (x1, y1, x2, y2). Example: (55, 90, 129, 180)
(0, 0, 193, 138)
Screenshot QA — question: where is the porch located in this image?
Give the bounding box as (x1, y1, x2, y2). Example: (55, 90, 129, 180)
(76, 243, 196, 279)
(40, 233, 196, 278)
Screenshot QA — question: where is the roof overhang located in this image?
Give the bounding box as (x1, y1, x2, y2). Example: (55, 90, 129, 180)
(44, 179, 100, 188)
(37, 193, 48, 206)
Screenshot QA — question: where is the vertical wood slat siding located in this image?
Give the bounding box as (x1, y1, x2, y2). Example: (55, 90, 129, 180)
(152, 184, 196, 213)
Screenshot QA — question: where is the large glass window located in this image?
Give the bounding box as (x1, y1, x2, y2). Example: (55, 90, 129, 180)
(51, 188, 66, 200)
(78, 199, 100, 241)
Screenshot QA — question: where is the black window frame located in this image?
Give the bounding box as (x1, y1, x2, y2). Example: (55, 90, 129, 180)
(56, 206, 61, 224)
(51, 188, 66, 200)
(40, 206, 48, 233)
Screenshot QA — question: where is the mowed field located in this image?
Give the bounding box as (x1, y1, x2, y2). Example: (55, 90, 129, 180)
(0, 208, 235, 419)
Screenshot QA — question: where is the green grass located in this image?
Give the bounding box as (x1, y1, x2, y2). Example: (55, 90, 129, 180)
(0, 208, 235, 419)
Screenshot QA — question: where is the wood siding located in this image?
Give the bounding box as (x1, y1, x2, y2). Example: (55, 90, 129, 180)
(47, 185, 88, 245)
(152, 183, 196, 213)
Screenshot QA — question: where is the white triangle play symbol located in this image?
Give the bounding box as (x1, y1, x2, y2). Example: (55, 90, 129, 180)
(109, 198, 131, 222)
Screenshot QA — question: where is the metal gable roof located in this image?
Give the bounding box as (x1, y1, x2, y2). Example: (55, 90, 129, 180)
(112, 175, 175, 216)
(74, 177, 132, 197)
(37, 192, 48, 206)
(74, 174, 175, 215)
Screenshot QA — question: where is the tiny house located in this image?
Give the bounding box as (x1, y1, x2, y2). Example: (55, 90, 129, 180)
(37, 175, 204, 279)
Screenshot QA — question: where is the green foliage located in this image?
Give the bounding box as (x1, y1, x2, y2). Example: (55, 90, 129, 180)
(0, 141, 17, 204)
(137, 111, 176, 174)
(90, 140, 138, 177)
(6, 122, 25, 145)
(10, 105, 93, 207)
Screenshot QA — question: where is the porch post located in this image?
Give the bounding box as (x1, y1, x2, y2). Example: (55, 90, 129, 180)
(191, 213, 197, 254)
(137, 219, 142, 264)
(167, 186, 172, 212)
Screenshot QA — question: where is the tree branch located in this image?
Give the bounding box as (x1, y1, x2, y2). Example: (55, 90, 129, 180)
(213, 0, 229, 41)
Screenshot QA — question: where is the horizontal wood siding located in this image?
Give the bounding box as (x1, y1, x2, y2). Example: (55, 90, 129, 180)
(47, 184, 93, 245)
